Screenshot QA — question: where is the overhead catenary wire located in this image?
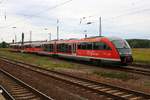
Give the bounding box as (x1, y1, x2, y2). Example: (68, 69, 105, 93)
(1, 0, 150, 40)
(0, 0, 6, 21)
(80, 6, 150, 30)
(1, 0, 150, 29)
(17, 0, 73, 18)
(81, 0, 150, 23)
(0, 0, 73, 28)
(78, 0, 150, 37)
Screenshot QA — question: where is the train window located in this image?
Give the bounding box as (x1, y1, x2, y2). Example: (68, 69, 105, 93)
(93, 42, 111, 50)
(26, 45, 31, 48)
(49, 44, 54, 52)
(46, 44, 52, 52)
(93, 42, 100, 50)
(35, 46, 40, 48)
(78, 42, 111, 50)
(61, 44, 66, 52)
(68, 44, 71, 53)
(43, 44, 46, 51)
(78, 44, 82, 49)
(57, 43, 70, 53)
(81, 42, 87, 49)
(42, 44, 53, 52)
(103, 44, 111, 50)
(57, 45, 59, 52)
(78, 42, 92, 50)
(86, 42, 92, 49)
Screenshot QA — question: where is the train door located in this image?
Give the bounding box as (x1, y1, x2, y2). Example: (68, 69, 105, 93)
(54, 42, 57, 54)
(72, 43, 77, 55)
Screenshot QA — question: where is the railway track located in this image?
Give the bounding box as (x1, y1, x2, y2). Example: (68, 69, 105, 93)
(6, 51, 150, 76)
(0, 69, 53, 100)
(120, 66, 150, 76)
(0, 57, 150, 100)
(0, 85, 14, 100)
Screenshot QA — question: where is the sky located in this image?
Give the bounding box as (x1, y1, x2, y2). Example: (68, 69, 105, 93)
(0, 0, 150, 42)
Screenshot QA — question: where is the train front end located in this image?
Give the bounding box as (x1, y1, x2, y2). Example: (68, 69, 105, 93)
(110, 37, 133, 65)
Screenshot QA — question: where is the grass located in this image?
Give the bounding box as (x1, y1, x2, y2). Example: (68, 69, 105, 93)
(144, 82, 150, 87)
(0, 48, 148, 82)
(0, 48, 74, 69)
(132, 48, 150, 64)
(0, 48, 150, 68)
(93, 71, 135, 80)
(0, 48, 150, 64)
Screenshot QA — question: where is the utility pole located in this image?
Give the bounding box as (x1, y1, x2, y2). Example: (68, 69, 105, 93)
(57, 19, 59, 40)
(12, 27, 17, 43)
(30, 31, 32, 42)
(21, 32, 24, 44)
(49, 33, 51, 41)
(84, 30, 87, 38)
(99, 17, 102, 36)
(12, 39, 14, 44)
(21, 32, 24, 49)
(4, 11, 6, 21)
(15, 35, 17, 43)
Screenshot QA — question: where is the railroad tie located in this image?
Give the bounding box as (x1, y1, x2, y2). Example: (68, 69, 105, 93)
(120, 94, 133, 98)
(87, 84, 99, 88)
(100, 88, 111, 92)
(93, 86, 105, 89)
(113, 92, 125, 95)
(129, 96, 143, 100)
(106, 90, 118, 93)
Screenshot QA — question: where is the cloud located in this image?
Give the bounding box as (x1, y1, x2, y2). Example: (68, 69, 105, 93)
(0, 0, 150, 42)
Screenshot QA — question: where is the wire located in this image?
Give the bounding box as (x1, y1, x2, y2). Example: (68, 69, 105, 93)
(0, 0, 73, 28)
(104, 8, 150, 22)
(17, 0, 73, 18)
(80, 6, 150, 25)
(80, 0, 150, 23)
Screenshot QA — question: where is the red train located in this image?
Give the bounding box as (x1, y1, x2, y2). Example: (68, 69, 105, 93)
(10, 36, 133, 65)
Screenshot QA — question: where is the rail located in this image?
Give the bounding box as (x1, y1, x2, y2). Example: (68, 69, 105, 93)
(0, 56, 150, 99)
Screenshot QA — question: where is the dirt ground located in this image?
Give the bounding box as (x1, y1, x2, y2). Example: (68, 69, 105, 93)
(0, 94, 5, 100)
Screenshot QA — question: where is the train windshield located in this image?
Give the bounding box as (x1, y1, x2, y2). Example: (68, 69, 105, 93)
(112, 40, 130, 49)
(111, 39, 132, 55)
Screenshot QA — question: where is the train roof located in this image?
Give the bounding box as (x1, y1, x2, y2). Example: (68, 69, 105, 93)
(10, 43, 22, 46)
(108, 37, 125, 41)
(10, 36, 125, 46)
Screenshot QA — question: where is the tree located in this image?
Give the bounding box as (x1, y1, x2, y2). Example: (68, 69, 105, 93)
(126, 39, 150, 48)
(0, 41, 9, 48)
